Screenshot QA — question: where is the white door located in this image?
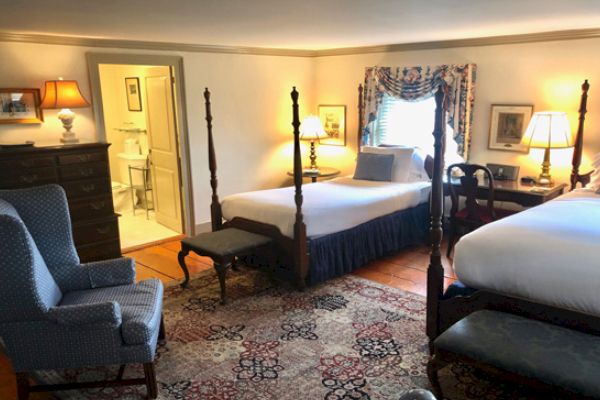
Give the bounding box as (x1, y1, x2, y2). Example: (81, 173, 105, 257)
(145, 71, 183, 232)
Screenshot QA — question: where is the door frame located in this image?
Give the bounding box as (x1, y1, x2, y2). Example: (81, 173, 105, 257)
(86, 52, 194, 236)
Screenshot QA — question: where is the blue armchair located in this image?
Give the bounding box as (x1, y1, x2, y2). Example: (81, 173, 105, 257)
(0, 185, 164, 399)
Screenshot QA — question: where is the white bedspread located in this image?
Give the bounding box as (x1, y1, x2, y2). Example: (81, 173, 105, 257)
(454, 188, 600, 316)
(221, 177, 430, 238)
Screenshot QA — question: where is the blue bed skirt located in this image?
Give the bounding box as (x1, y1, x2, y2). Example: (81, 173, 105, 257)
(308, 202, 430, 284)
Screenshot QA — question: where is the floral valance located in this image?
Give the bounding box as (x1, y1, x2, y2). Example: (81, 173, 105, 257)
(362, 64, 476, 159)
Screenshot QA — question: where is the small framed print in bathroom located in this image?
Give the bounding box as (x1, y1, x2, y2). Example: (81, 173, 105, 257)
(125, 77, 142, 112)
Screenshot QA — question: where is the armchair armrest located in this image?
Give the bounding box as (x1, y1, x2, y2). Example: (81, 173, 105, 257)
(83, 257, 136, 288)
(47, 302, 122, 327)
(64, 257, 136, 291)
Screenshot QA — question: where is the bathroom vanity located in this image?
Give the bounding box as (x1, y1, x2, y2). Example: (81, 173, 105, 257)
(0, 142, 121, 262)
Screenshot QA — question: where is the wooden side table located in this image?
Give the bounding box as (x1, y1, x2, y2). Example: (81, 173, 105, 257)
(287, 167, 341, 183)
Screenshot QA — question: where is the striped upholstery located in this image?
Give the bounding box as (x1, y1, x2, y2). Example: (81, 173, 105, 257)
(0, 185, 163, 372)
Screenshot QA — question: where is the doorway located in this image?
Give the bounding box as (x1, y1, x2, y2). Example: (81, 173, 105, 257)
(87, 54, 194, 250)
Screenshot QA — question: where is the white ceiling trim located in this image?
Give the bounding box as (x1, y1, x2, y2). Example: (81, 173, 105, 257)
(1, 28, 600, 58)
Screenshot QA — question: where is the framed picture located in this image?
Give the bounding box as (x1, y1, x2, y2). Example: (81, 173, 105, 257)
(488, 104, 534, 152)
(318, 104, 346, 146)
(125, 77, 142, 111)
(0, 89, 43, 124)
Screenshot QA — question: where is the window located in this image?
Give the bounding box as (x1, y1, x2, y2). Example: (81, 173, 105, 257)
(375, 94, 464, 165)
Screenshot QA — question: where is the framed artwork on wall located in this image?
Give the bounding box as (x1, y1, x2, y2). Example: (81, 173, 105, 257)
(488, 104, 534, 153)
(0, 88, 43, 124)
(318, 104, 346, 146)
(125, 77, 142, 111)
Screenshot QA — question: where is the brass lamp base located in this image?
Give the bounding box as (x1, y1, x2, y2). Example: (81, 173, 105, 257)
(538, 147, 553, 186)
(309, 140, 318, 170)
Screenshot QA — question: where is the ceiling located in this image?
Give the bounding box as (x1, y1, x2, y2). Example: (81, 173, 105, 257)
(1, 0, 600, 50)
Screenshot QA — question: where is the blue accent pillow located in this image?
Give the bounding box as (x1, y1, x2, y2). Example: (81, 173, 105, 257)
(353, 153, 394, 182)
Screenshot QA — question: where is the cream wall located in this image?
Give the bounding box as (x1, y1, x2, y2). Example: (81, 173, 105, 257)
(0, 41, 315, 227)
(1, 37, 599, 227)
(314, 38, 600, 182)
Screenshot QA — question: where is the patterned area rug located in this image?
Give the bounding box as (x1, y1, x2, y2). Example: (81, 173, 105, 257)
(39, 266, 544, 399)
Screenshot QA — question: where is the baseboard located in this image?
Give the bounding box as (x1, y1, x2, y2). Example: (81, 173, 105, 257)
(194, 222, 212, 235)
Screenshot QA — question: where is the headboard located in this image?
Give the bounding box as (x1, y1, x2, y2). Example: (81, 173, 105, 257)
(570, 80, 593, 190)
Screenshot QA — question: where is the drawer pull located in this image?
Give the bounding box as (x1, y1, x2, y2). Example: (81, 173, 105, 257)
(96, 226, 111, 235)
(80, 168, 94, 177)
(81, 184, 96, 193)
(78, 155, 91, 162)
(20, 174, 38, 183)
(20, 160, 34, 168)
(90, 201, 106, 210)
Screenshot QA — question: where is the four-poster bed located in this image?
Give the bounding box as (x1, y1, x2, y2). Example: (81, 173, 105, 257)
(427, 80, 600, 347)
(201, 84, 436, 287)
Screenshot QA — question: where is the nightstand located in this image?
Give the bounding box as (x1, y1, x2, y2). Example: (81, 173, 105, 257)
(287, 167, 341, 183)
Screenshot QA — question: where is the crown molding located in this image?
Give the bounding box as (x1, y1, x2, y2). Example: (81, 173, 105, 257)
(1, 28, 599, 58)
(0, 31, 317, 57)
(314, 28, 600, 57)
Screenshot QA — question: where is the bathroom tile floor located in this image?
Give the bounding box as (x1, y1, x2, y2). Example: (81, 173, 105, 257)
(118, 210, 180, 249)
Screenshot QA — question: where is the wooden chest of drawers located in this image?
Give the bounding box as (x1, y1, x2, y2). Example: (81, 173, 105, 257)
(0, 143, 121, 262)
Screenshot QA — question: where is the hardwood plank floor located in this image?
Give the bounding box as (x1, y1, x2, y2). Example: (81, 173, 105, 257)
(0, 238, 452, 399)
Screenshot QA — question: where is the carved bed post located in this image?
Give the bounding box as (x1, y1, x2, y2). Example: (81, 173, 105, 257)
(427, 85, 448, 348)
(204, 88, 223, 232)
(571, 79, 590, 191)
(357, 84, 365, 150)
(291, 87, 309, 288)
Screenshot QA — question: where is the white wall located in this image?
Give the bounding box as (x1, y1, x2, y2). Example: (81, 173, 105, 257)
(0, 41, 315, 227)
(314, 38, 600, 182)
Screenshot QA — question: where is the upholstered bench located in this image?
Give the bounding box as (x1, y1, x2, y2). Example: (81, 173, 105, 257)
(177, 228, 272, 303)
(428, 310, 600, 399)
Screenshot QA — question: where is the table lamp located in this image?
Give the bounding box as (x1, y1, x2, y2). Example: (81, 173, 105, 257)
(521, 111, 573, 186)
(300, 115, 326, 171)
(40, 78, 90, 143)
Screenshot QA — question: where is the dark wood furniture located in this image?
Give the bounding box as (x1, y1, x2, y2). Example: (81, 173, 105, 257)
(177, 228, 272, 303)
(428, 310, 600, 399)
(286, 166, 341, 182)
(445, 175, 567, 208)
(427, 81, 598, 354)
(446, 163, 517, 257)
(0, 142, 121, 262)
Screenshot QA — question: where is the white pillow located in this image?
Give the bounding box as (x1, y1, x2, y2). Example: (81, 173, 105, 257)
(362, 146, 414, 182)
(407, 147, 431, 182)
(586, 152, 600, 190)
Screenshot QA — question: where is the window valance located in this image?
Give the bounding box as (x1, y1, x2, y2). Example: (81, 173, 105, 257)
(362, 64, 476, 159)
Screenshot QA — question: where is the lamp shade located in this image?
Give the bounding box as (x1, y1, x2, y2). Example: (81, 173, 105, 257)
(521, 111, 573, 149)
(40, 80, 90, 109)
(300, 115, 326, 141)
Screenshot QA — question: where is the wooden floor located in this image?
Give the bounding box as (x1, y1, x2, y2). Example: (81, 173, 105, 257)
(0, 238, 454, 399)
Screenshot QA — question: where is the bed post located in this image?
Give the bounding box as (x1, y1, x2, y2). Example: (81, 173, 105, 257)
(357, 84, 365, 150)
(570, 79, 590, 191)
(291, 87, 309, 288)
(427, 85, 447, 349)
(204, 88, 223, 232)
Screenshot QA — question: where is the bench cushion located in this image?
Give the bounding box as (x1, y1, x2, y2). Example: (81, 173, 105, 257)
(182, 228, 272, 258)
(434, 310, 600, 397)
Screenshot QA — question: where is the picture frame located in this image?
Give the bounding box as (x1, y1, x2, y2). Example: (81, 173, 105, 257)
(318, 104, 346, 146)
(488, 104, 534, 153)
(0, 88, 43, 124)
(125, 77, 142, 112)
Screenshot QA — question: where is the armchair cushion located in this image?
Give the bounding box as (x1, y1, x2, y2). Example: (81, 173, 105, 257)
(65, 257, 137, 291)
(47, 301, 122, 328)
(60, 279, 163, 345)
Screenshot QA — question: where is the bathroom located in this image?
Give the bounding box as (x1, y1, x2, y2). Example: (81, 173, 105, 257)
(98, 64, 183, 249)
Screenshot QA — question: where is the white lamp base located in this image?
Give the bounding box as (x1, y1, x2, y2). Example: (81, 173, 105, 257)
(58, 108, 79, 144)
